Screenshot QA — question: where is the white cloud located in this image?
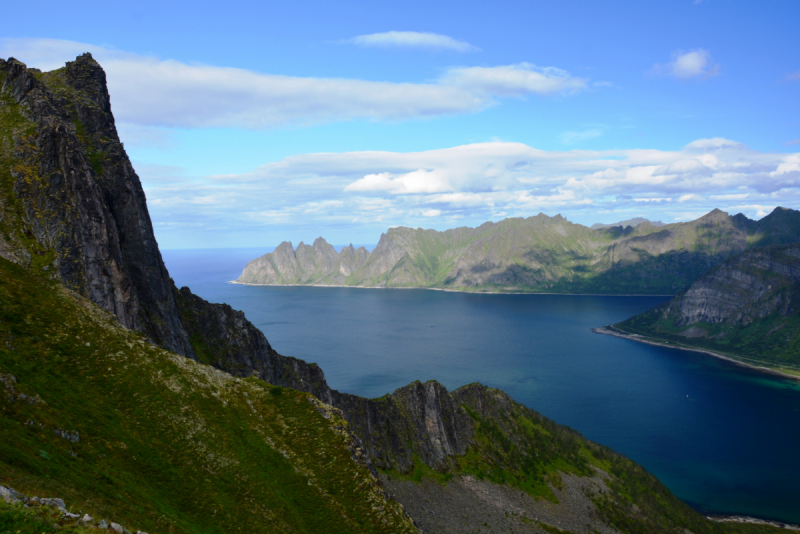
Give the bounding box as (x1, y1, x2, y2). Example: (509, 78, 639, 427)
(0, 38, 588, 130)
(344, 170, 452, 194)
(770, 155, 800, 176)
(346, 31, 479, 52)
(786, 71, 800, 81)
(142, 138, 800, 244)
(651, 49, 720, 80)
(440, 63, 587, 97)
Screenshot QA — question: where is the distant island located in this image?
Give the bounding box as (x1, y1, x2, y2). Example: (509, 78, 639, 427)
(234, 208, 800, 295)
(597, 243, 800, 378)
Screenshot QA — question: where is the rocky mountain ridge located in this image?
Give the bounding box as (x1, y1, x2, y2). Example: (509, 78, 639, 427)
(236, 207, 800, 294)
(590, 217, 665, 229)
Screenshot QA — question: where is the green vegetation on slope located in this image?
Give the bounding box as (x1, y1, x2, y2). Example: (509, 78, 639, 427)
(616, 311, 800, 373)
(240, 209, 800, 295)
(614, 244, 800, 372)
(0, 257, 416, 534)
(384, 384, 789, 534)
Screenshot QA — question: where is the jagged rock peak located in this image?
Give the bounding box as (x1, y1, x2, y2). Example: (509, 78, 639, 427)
(0, 55, 194, 358)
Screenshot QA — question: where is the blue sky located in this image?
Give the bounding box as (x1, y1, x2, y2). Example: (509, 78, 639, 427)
(2, 0, 799, 248)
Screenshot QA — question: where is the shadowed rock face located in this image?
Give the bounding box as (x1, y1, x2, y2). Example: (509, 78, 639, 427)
(236, 208, 800, 295)
(614, 243, 800, 369)
(662, 244, 800, 327)
(1, 55, 193, 357)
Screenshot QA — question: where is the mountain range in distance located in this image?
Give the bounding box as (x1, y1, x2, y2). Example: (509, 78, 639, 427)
(235, 207, 800, 295)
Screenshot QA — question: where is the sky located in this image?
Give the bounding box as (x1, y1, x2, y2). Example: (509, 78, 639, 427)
(2, 0, 799, 249)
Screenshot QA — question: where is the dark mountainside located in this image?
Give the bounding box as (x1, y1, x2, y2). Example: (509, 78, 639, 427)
(608, 244, 800, 373)
(236, 207, 800, 295)
(1, 55, 792, 533)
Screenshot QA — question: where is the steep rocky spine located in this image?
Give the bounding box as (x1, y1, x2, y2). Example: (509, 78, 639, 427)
(1, 55, 193, 357)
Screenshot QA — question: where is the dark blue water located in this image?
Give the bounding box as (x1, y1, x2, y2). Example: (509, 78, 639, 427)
(163, 248, 800, 524)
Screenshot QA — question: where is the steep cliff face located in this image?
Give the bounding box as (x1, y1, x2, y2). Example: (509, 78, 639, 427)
(1, 56, 478, 475)
(670, 244, 800, 326)
(0, 55, 193, 357)
(616, 244, 800, 369)
(237, 208, 800, 294)
(174, 285, 334, 401)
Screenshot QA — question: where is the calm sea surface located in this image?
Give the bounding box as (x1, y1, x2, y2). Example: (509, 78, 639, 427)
(163, 248, 800, 524)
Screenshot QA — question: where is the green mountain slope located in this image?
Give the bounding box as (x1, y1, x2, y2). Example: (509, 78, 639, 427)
(609, 244, 800, 375)
(3, 257, 787, 534)
(236, 209, 800, 295)
(0, 257, 416, 534)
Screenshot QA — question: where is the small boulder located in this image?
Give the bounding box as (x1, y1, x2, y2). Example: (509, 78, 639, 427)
(40, 497, 66, 508)
(110, 522, 124, 533)
(0, 486, 23, 504)
(81, 514, 94, 523)
(63, 511, 80, 519)
(98, 520, 109, 529)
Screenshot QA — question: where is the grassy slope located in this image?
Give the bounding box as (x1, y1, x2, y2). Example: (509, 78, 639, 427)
(0, 257, 416, 534)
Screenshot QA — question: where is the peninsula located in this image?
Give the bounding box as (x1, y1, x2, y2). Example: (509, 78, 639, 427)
(598, 243, 800, 377)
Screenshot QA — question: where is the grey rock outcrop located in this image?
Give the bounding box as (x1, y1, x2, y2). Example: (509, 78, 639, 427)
(0, 485, 24, 504)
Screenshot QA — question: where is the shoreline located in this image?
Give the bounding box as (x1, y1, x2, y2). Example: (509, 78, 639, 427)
(707, 515, 800, 531)
(592, 326, 800, 381)
(227, 280, 673, 298)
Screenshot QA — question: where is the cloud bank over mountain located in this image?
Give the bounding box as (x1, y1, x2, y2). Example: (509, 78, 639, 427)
(137, 138, 799, 247)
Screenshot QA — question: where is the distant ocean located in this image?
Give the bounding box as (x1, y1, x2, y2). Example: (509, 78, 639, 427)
(163, 247, 800, 524)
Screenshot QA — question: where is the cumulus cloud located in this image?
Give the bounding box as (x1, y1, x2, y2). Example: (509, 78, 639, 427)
(344, 170, 453, 194)
(346, 31, 479, 52)
(650, 49, 720, 80)
(137, 138, 800, 247)
(0, 37, 587, 130)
